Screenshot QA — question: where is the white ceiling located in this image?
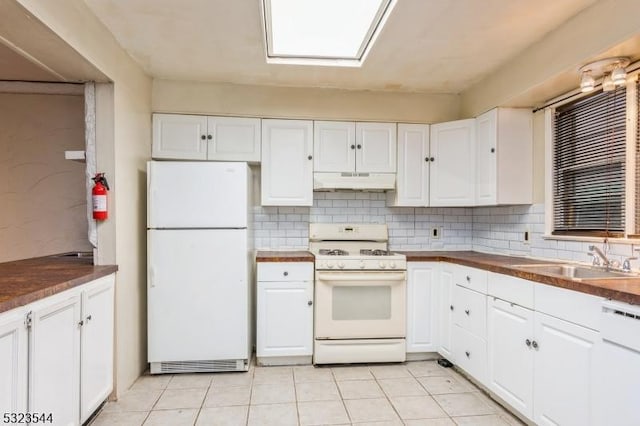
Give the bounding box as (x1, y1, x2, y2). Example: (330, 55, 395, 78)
(83, 0, 597, 94)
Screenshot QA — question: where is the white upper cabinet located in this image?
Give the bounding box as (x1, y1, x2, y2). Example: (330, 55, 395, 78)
(314, 121, 396, 174)
(261, 119, 314, 206)
(356, 122, 397, 173)
(314, 121, 356, 172)
(206, 116, 261, 162)
(153, 114, 208, 160)
(152, 114, 260, 162)
(475, 108, 532, 205)
(389, 124, 430, 206)
(430, 119, 476, 206)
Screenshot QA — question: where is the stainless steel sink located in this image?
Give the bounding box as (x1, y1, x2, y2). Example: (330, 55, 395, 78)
(512, 263, 639, 280)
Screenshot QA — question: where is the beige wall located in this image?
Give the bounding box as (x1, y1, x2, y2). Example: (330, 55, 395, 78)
(0, 92, 92, 262)
(14, 0, 152, 396)
(153, 79, 461, 123)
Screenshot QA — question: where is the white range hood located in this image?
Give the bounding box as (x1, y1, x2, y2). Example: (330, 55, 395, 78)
(313, 172, 395, 191)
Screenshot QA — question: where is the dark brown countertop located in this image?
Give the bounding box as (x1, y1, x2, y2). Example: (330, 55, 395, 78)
(256, 251, 315, 263)
(0, 256, 118, 314)
(398, 251, 640, 305)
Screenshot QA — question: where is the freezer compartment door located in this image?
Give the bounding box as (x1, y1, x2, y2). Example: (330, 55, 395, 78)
(148, 229, 249, 362)
(148, 161, 248, 228)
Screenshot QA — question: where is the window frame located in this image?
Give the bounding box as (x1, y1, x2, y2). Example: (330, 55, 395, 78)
(545, 72, 639, 241)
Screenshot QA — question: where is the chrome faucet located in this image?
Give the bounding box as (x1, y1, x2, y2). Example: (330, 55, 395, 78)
(588, 245, 610, 268)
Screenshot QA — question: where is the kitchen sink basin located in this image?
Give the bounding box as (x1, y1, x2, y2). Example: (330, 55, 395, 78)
(512, 263, 639, 280)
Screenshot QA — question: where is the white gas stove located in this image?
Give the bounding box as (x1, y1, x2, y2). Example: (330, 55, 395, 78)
(309, 224, 407, 365)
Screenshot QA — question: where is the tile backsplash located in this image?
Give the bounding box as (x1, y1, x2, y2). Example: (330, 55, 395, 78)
(254, 195, 638, 268)
(254, 192, 473, 250)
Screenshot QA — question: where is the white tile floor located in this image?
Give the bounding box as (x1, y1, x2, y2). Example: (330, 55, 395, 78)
(89, 361, 525, 426)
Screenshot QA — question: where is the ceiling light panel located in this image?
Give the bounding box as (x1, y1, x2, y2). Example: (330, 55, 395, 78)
(264, 0, 392, 63)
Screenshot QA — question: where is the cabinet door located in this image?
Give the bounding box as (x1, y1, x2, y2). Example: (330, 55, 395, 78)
(355, 122, 396, 173)
(406, 263, 439, 352)
(475, 109, 498, 205)
(261, 119, 313, 206)
(80, 276, 115, 423)
(0, 309, 28, 415)
(30, 293, 81, 426)
(152, 114, 208, 160)
(533, 312, 599, 426)
(429, 119, 475, 206)
(207, 116, 261, 162)
(313, 121, 356, 172)
(438, 264, 455, 361)
(257, 281, 313, 357)
(393, 124, 429, 206)
(487, 298, 534, 419)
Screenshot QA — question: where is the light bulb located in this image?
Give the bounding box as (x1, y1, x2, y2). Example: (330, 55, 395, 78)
(611, 65, 627, 85)
(602, 72, 615, 91)
(580, 70, 595, 92)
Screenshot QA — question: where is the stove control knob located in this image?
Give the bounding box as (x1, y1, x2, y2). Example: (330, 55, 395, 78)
(338, 261, 345, 269)
(389, 262, 396, 269)
(359, 260, 365, 269)
(379, 261, 387, 269)
(327, 261, 335, 268)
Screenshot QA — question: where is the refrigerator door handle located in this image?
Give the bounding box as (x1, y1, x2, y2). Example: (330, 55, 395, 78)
(149, 267, 155, 288)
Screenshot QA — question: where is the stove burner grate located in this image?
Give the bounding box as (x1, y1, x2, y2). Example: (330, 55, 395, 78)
(319, 249, 349, 256)
(360, 249, 392, 256)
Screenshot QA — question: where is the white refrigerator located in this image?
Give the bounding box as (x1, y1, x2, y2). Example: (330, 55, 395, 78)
(147, 161, 253, 374)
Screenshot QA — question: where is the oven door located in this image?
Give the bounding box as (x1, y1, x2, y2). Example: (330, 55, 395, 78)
(315, 270, 406, 339)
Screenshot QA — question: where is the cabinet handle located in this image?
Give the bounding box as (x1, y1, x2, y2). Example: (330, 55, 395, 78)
(532, 341, 539, 349)
(357, 144, 362, 149)
(525, 339, 531, 347)
(86, 315, 92, 322)
(430, 157, 435, 162)
(425, 157, 430, 162)
(351, 145, 356, 150)
(308, 155, 313, 160)
(490, 147, 495, 153)
(466, 275, 471, 282)
(200, 135, 206, 140)
(308, 300, 313, 306)
(450, 305, 454, 311)
(465, 351, 470, 358)
(283, 271, 289, 276)
(78, 320, 84, 327)
(465, 309, 470, 315)
(207, 135, 212, 140)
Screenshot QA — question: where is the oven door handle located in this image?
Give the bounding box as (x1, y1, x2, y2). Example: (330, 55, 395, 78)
(316, 271, 406, 282)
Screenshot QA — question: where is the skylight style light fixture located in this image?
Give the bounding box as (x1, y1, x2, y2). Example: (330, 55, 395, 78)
(262, 0, 395, 67)
(578, 57, 630, 93)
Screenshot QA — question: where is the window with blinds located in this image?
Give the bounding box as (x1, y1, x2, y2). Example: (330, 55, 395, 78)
(553, 87, 626, 237)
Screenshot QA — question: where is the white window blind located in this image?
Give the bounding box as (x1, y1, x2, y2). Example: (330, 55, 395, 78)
(553, 87, 626, 236)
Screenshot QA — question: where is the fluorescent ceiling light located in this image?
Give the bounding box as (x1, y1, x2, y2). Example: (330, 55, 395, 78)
(263, 0, 394, 67)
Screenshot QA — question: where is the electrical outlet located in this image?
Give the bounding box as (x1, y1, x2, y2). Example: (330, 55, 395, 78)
(432, 227, 440, 239)
(523, 228, 530, 245)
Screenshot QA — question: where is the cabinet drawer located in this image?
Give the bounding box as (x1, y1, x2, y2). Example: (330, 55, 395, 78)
(453, 265, 488, 294)
(454, 325, 487, 385)
(534, 283, 603, 331)
(257, 263, 313, 282)
(454, 285, 487, 339)
(487, 272, 534, 309)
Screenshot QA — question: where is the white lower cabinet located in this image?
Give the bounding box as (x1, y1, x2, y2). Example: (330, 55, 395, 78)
(452, 283, 488, 385)
(437, 263, 455, 361)
(487, 297, 534, 419)
(29, 292, 81, 426)
(406, 263, 439, 353)
(487, 275, 600, 426)
(0, 307, 28, 415)
(257, 263, 313, 364)
(533, 311, 599, 426)
(0, 274, 115, 426)
(80, 277, 115, 423)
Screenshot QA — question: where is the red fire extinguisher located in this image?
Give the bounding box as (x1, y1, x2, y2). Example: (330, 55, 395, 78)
(92, 173, 109, 221)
